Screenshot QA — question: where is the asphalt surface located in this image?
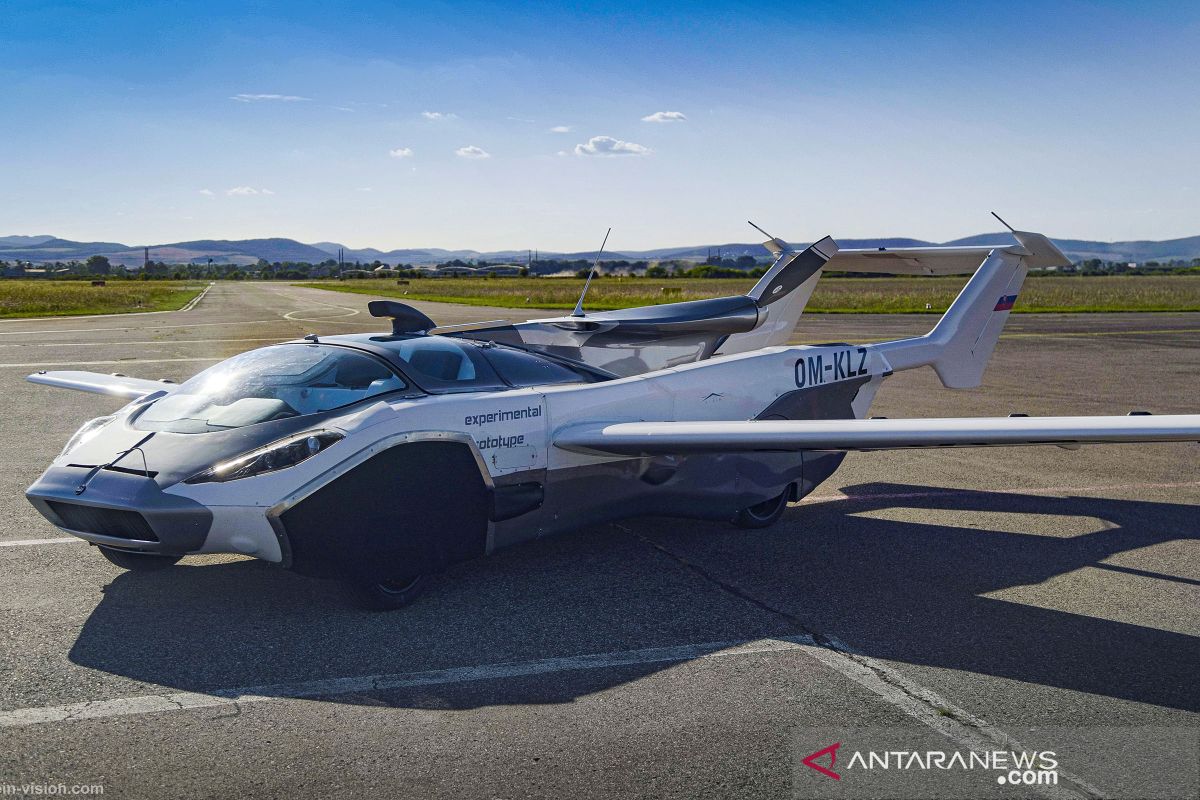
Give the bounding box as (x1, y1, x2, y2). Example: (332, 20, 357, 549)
(0, 282, 1197, 799)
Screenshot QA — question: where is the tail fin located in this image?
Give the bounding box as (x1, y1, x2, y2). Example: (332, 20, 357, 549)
(875, 229, 1068, 388)
(717, 235, 838, 355)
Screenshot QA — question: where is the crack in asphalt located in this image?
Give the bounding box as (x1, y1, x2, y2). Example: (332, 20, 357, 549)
(618, 524, 1105, 800)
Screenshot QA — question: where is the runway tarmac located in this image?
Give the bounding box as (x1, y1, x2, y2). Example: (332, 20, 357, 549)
(0, 282, 1196, 798)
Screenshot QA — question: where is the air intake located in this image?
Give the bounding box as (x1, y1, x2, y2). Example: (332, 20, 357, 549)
(46, 501, 159, 542)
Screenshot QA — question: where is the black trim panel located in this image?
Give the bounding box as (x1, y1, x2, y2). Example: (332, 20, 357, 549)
(279, 441, 489, 581)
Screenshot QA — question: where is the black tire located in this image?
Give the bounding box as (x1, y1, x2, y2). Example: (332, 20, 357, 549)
(348, 574, 429, 611)
(97, 545, 182, 571)
(732, 488, 791, 529)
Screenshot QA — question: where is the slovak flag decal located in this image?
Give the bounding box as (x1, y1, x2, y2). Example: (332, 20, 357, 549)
(994, 294, 1017, 311)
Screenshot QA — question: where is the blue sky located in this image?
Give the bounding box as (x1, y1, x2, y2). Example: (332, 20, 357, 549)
(2, 1, 1198, 251)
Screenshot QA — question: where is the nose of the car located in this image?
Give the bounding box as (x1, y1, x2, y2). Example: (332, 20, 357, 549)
(25, 465, 213, 554)
(60, 413, 348, 488)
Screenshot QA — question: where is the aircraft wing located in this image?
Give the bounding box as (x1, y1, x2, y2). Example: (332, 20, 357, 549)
(824, 231, 1070, 275)
(26, 370, 176, 399)
(554, 415, 1200, 456)
(824, 246, 998, 275)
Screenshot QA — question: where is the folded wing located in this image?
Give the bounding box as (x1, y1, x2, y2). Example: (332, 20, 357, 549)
(27, 370, 175, 399)
(826, 230, 1069, 276)
(825, 246, 997, 276)
(555, 415, 1200, 456)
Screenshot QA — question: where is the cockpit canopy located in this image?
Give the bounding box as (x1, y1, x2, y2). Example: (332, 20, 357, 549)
(370, 334, 599, 393)
(133, 337, 604, 433)
(135, 344, 406, 433)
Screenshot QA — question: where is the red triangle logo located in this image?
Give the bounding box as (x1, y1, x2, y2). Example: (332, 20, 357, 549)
(802, 741, 842, 780)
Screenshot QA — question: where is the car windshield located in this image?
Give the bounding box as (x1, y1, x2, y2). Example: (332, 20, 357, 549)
(135, 344, 407, 433)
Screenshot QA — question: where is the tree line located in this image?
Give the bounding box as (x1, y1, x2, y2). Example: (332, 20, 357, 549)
(3, 253, 1199, 280)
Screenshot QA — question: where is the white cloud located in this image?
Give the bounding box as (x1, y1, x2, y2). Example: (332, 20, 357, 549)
(225, 186, 273, 196)
(455, 145, 491, 159)
(198, 189, 214, 196)
(231, 93, 310, 103)
(573, 135, 650, 157)
(388, 147, 414, 159)
(549, 125, 571, 133)
(422, 111, 456, 120)
(641, 110, 687, 123)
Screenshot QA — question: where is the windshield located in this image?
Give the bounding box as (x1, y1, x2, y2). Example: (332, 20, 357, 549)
(135, 344, 407, 433)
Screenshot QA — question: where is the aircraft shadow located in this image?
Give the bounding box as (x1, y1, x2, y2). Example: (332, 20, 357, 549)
(68, 484, 1199, 712)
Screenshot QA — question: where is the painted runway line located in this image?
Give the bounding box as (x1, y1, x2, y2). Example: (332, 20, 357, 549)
(799, 479, 1200, 506)
(0, 636, 815, 728)
(1001, 327, 1200, 339)
(0, 336, 288, 349)
(0, 319, 284, 336)
(790, 326, 1200, 346)
(800, 635, 1103, 800)
(0, 356, 224, 369)
(0, 628, 1102, 798)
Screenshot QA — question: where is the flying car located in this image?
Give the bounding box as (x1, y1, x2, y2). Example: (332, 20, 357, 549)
(24, 221, 1200, 608)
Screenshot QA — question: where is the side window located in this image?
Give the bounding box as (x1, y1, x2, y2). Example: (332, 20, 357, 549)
(388, 338, 506, 392)
(327, 352, 407, 395)
(481, 346, 590, 387)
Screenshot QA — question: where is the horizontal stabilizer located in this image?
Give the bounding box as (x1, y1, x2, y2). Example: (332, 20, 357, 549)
(26, 371, 175, 399)
(555, 415, 1200, 456)
(826, 246, 997, 275)
(826, 233, 1069, 275)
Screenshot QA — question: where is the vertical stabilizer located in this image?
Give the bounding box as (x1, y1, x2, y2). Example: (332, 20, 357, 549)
(874, 227, 1071, 388)
(717, 235, 838, 355)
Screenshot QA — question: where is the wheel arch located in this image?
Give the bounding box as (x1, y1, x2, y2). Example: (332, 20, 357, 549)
(266, 431, 496, 581)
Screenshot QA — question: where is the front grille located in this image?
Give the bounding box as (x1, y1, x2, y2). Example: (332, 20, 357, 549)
(45, 501, 159, 542)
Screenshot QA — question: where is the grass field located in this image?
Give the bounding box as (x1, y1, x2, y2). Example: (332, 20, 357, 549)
(299, 275, 1200, 313)
(0, 280, 206, 318)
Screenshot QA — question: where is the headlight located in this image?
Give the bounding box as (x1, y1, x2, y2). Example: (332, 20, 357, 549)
(184, 430, 343, 484)
(60, 416, 116, 457)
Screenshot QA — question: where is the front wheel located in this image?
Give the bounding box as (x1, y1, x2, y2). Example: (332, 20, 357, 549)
(348, 574, 429, 611)
(732, 488, 791, 529)
(97, 545, 182, 571)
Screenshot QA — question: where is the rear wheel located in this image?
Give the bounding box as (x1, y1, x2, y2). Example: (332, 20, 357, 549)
(732, 487, 791, 529)
(97, 545, 182, 571)
(348, 574, 429, 611)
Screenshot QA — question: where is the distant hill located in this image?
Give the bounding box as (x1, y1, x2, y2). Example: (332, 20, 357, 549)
(166, 238, 333, 264)
(2, 232, 1198, 268)
(0, 235, 55, 247)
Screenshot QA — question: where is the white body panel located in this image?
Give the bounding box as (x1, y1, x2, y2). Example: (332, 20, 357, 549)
(194, 505, 284, 561)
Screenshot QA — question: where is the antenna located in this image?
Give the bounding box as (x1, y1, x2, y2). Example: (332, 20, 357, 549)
(747, 220, 788, 259)
(746, 220, 776, 240)
(991, 211, 1017, 234)
(571, 227, 611, 318)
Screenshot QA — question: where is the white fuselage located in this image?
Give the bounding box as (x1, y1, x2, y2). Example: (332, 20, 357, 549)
(147, 342, 889, 562)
